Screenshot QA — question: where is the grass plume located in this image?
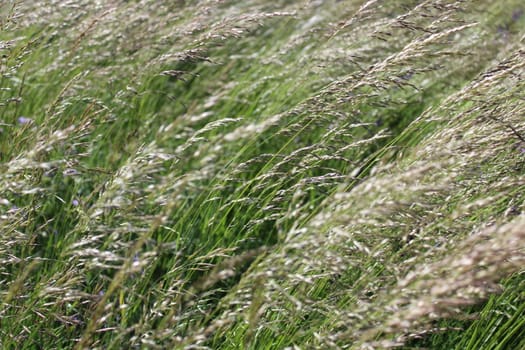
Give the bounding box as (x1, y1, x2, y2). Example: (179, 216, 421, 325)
(0, 0, 524, 349)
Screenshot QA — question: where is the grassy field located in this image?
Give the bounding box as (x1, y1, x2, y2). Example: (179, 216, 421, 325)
(0, 0, 524, 349)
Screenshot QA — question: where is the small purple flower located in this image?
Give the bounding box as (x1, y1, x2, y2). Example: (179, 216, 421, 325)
(17, 116, 32, 125)
(63, 168, 79, 176)
(72, 199, 80, 206)
(70, 314, 82, 325)
(512, 9, 523, 22)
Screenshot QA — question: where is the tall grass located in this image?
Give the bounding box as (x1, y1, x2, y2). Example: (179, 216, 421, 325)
(0, 0, 524, 349)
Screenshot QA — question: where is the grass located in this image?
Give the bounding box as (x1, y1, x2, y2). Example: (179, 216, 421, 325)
(0, 0, 524, 349)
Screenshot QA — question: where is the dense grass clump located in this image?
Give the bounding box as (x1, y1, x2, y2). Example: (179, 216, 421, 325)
(0, 0, 524, 349)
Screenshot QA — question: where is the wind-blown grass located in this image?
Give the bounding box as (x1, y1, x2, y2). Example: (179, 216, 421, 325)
(0, 0, 524, 349)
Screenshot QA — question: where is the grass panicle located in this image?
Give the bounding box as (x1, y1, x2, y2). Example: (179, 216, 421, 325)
(0, 0, 524, 349)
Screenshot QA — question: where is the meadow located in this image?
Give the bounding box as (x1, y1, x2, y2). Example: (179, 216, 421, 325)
(0, 0, 524, 349)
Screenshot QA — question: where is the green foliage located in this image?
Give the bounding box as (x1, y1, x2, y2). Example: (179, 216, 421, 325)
(0, 0, 524, 349)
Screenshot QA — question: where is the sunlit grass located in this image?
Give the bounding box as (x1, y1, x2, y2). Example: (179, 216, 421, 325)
(0, 0, 524, 349)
